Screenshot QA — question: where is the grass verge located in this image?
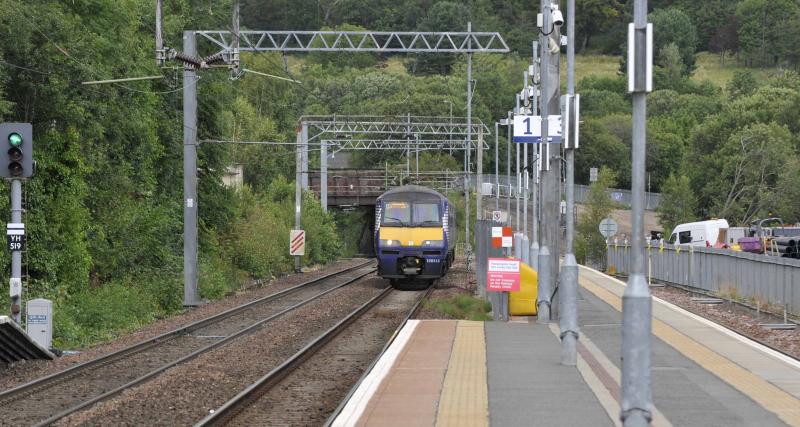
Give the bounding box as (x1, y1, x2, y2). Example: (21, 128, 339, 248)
(424, 294, 492, 321)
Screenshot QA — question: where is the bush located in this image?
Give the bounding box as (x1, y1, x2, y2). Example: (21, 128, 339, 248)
(54, 281, 161, 348)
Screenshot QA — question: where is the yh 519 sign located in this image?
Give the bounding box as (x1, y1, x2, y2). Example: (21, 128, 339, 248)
(6, 223, 24, 251)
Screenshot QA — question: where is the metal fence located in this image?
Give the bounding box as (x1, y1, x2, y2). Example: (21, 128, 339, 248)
(484, 176, 661, 209)
(572, 184, 661, 210)
(607, 244, 800, 315)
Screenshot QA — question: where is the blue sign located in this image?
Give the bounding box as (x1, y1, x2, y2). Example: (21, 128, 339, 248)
(27, 314, 47, 324)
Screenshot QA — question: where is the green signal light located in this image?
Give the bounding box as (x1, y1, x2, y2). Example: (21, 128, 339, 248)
(8, 132, 22, 148)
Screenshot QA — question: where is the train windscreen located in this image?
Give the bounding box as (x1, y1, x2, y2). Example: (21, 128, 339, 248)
(412, 203, 441, 226)
(381, 201, 441, 226)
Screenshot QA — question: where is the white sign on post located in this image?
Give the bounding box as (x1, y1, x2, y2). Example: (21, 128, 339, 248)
(599, 218, 618, 238)
(561, 94, 580, 149)
(513, 115, 563, 143)
(289, 230, 306, 256)
(491, 210, 507, 223)
(590, 167, 598, 182)
(9, 277, 21, 297)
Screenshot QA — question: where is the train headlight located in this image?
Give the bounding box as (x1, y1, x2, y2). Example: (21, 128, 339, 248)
(422, 240, 444, 247)
(380, 239, 398, 247)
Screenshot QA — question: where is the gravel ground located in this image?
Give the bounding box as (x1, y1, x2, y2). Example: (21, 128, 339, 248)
(57, 276, 388, 426)
(0, 258, 369, 392)
(415, 257, 476, 320)
(651, 284, 800, 359)
(0, 266, 376, 426)
(228, 290, 423, 426)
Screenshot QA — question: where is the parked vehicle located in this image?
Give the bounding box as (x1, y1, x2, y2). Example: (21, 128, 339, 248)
(667, 219, 729, 247)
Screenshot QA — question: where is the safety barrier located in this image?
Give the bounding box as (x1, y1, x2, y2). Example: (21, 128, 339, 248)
(607, 243, 800, 315)
(487, 176, 661, 209)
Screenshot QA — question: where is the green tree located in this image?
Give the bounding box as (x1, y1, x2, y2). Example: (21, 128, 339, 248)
(728, 70, 760, 100)
(574, 118, 629, 185)
(657, 174, 697, 235)
(575, 0, 625, 52)
(736, 0, 800, 67)
(649, 8, 697, 76)
(408, 2, 469, 75)
(575, 167, 618, 266)
(655, 43, 684, 90)
(709, 123, 797, 224)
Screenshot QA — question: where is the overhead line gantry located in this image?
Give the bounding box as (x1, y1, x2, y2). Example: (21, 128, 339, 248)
(155, 0, 509, 301)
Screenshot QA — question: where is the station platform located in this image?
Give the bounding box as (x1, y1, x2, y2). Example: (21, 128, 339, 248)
(331, 266, 800, 427)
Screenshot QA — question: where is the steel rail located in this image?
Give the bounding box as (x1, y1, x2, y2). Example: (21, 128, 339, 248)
(0, 260, 372, 402)
(195, 285, 412, 426)
(323, 285, 434, 427)
(0, 262, 371, 414)
(32, 266, 376, 427)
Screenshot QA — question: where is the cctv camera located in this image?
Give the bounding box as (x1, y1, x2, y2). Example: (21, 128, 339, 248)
(552, 7, 564, 27)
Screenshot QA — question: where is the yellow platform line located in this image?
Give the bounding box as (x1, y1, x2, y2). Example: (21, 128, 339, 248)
(435, 321, 489, 427)
(580, 276, 800, 426)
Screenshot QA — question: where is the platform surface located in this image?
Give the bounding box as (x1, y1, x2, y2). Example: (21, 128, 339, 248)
(0, 315, 54, 364)
(333, 266, 800, 427)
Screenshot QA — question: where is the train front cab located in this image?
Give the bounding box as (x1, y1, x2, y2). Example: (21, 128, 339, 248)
(375, 198, 451, 282)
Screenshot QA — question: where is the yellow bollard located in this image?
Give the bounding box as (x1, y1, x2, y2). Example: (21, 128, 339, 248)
(509, 262, 538, 316)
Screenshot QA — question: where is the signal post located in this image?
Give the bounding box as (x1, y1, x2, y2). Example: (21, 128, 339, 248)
(0, 123, 33, 323)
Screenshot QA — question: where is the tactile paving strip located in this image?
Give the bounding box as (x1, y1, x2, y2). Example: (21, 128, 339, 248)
(580, 275, 800, 426)
(435, 321, 489, 427)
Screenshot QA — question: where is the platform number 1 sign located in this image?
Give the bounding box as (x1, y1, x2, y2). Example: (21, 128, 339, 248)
(513, 115, 563, 143)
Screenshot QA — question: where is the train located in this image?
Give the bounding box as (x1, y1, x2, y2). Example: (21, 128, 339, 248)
(374, 185, 456, 289)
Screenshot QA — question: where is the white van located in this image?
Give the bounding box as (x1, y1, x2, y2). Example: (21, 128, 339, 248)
(667, 219, 729, 247)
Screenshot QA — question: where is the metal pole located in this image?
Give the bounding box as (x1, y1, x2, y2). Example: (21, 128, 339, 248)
(622, 0, 653, 424)
(515, 94, 520, 231)
(407, 113, 411, 180)
(294, 127, 302, 273)
(321, 139, 328, 212)
(523, 71, 529, 239)
(301, 123, 309, 190)
(560, 0, 580, 367)
(448, 101, 453, 155)
(531, 41, 540, 247)
(495, 122, 499, 210)
(465, 21, 473, 256)
(529, 41, 541, 246)
(477, 128, 483, 221)
(506, 112, 512, 226)
(231, 0, 240, 76)
(416, 134, 420, 179)
(183, 31, 200, 306)
(9, 179, 21, 323)
(537, 0, 561, 323)
(155, 0, 164, 66)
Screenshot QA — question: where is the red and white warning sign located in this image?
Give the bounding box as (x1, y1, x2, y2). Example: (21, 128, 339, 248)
(491, 226, 513, 249)
(290, 230, 306, 256)
(487, 258, 521, 292)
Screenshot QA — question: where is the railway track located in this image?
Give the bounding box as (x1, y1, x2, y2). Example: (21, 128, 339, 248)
(196, 286, 433, 426)
(0, 260, 374, 426)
